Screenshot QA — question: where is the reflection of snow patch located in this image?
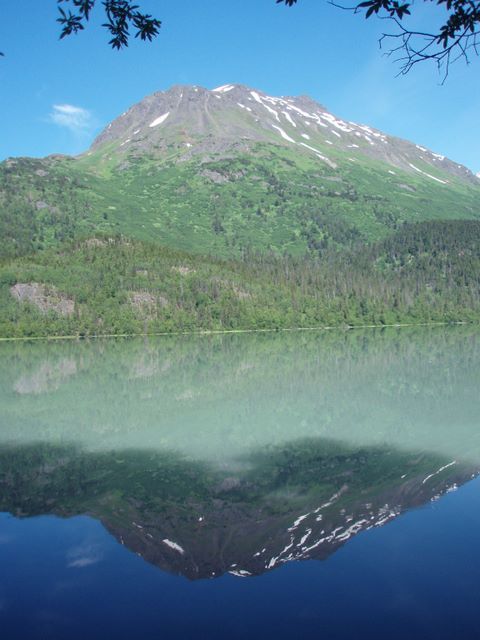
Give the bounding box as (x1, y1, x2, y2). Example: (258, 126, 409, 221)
(422, 460, 456, 484)
(336, 519, 369, 542)
(288, 513, 309, 531)
(297, 529, 312, 546)
(314, 489, 345, 512)
(280, 538, 295, 555)
(162, 539, 185, 554)
(229, 569, 252, 577)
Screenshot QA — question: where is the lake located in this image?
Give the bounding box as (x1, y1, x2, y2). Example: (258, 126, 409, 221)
(1, 326, 480, 639)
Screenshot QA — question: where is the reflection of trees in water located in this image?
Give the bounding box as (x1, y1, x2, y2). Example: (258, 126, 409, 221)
(4, 325, 479, 395)
(1, 326, 479, 461)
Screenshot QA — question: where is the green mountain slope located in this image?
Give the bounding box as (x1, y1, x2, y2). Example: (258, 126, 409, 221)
(1, 84, 479, 262)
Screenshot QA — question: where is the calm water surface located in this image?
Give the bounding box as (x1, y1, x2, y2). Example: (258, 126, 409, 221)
(1, 327, 480, 639)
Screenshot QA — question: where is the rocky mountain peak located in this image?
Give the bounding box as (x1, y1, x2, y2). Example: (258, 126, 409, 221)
(88, 83, 476, 185)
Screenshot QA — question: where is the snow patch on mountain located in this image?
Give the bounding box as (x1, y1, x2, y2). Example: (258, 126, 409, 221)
(409, 163, 448, 184)
(283, 111, 297, 127)
(149, 112, 170, 128)
(162, 539, 185, 554)
(300, 142, 337, 168)
(213, 84, 235, 93)
(271, 125, 295, 143)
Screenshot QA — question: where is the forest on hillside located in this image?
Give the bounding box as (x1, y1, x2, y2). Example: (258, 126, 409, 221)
(1, 220, 479, 338)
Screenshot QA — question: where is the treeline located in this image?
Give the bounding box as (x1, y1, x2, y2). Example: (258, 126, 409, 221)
(0, 220, 479, 338)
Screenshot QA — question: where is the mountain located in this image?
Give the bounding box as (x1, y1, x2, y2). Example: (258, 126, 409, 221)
(1, 84, 479, 262)
(90, 83, 476, 185)
(1, 84, 480, 336)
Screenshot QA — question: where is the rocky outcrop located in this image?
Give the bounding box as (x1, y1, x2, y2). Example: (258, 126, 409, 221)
(10, 283, 75, 317)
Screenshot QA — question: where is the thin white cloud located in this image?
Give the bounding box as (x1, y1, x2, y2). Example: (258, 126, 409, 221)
(49, 104, 94, 134)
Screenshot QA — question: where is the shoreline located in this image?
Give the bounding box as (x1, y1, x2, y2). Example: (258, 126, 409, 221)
(0, 320, 471, 343)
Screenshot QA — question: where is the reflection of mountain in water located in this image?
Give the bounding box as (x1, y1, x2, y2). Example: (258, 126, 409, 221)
(0, 439, 476, 580)
(1, 326, 480, 579)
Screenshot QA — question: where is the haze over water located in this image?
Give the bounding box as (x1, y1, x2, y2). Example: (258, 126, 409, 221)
(1, 326, 480, 638)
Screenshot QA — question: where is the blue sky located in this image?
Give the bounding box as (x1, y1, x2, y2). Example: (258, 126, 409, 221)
(1, 0, 479, 171)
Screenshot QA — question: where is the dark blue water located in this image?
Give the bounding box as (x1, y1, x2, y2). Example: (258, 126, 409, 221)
(2, 477, 480, 639)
